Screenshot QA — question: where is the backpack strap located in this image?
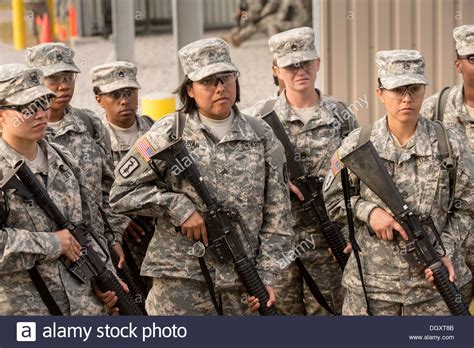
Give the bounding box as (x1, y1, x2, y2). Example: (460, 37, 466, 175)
(172, 112, 187, 139)
(356, 123, 373, 147)
(243, 114, 266, 138)
(74, 108, 96, 139)
(141, 115, 155, 127)
(432, 120, 457, 212)
(434, 87, 451, 122)
(334, 101, 355, 138)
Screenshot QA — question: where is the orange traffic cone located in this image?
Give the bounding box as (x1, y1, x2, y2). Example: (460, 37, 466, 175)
(39, 13, 53, 43)
(69, 3, 78, 37)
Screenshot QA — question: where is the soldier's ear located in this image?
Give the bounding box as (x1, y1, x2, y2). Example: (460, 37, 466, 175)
(376, 88, 384, 103)
(95, 95, 104, 107)
(187, 84, 195, 98)
(454, 60, 463, 74)
(315, 58, 321, 72)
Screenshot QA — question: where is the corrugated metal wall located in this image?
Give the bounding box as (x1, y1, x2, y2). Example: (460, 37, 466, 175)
(319, 0, 474, 124)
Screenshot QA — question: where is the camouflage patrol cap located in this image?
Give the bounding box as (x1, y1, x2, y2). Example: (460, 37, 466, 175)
(453, 25, 474, 56)
(90, 61, 141, 93)
(26, 43, 80, 77)
(0, 64, 55, 105)
(376, 50, 428, 89)
(178, 38, 238, 81)
(268, 27, 318, 68)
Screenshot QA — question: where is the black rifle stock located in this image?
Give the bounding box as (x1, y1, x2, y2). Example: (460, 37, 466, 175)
(152, 138, 278, 316)
(10, 161, 146, 315)
(341, 141, 470, 316)
(262, 111, 349, 270)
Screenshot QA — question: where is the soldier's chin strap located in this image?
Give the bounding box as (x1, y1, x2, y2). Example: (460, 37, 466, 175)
(340, 168, 373, 316)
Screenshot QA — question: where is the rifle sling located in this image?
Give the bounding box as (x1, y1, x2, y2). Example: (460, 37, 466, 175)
(294, 258, 337, 315)
(28, 266, 64, 315)
(198, 256, 223, 315)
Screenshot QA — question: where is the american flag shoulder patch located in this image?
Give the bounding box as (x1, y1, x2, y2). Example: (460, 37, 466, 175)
(330, 150, 344, 176)
(135, 136, 156, 162)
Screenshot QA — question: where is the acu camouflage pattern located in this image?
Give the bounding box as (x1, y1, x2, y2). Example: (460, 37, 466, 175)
(232, 0, 311, 44)
(110, 110, 294, 314)
(0, 139, 108, 315)
(248, 90, 357, 315)
(44, 106, 130, 243)
(145, 277, 252, 316)
(0, 64, 54, 105)
(178, 38, 238, 81)
(453, 25, 474, 56)
(421, 82, 474, 298)
(101, 114, 153, 167)
(268, 26, 318, 68)
(323, 116, 474, 313)
(91, 61, 141, 94)
(376, 50, 428, 89)
(26, 43, 81, 77)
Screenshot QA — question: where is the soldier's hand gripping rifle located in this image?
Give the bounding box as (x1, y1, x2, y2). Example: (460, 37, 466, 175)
(341, 141, 470, 316)
(262, 110, 349, 270)
(5, 160, 147, 315)
(151, 138, 278, 316)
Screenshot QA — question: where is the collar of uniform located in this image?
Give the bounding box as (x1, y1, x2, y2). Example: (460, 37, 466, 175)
(0, 138, 65, 183)
(455, 83, 474, 123)
(221, 109, 261, 142)
(47, 106, 88, 136)
(277, 89, 335, 128)
(372, 115, 435, 163)
(186, 109, 260, 143)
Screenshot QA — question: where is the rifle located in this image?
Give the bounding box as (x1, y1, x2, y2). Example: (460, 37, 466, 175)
(341, 140, 470, 316)
(151, 138, 278, 316)
(5, 160, 147, 315)
(262, 110, 349, 270)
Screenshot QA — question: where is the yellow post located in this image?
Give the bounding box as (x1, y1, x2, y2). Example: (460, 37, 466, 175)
(47, 0, 55, 40)
(12, 0, 26, 50)
(141, 93, 176, 121)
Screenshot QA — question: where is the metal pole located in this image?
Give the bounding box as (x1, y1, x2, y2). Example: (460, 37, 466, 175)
(12, 0, 26, 50)
(172, 0, 203, 85)
(111, 0, 135, 61)
(313, 0, 323, 90)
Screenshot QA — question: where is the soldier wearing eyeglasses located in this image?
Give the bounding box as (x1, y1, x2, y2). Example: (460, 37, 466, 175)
(25, 43, 135, 312)
(109, 38, 294, 315)
(246, 27, 356, 316)
(91, 61, 154, 295)
(323, 50, 473, 315)
(0, 64, 119, 315)
(421, 25, 474, 301)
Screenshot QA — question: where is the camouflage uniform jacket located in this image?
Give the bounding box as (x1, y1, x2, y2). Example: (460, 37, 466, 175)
(421, 81, 474, 153)
(248, 90, 358, 251)
(100, 114, 153, 167)
(323, 115, 473, 304)
(110, 110, 294, 288)
(0, 139, 109, 315)
(44, 106, 130, 243)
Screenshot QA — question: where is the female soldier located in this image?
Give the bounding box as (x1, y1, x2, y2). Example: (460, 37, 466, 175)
(324, 50, 473, 315)
(247, 27, 355, 316)
(110, 38, 294, 315)
(0, 64, 117, 315)
(25, 43, 133, 269)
